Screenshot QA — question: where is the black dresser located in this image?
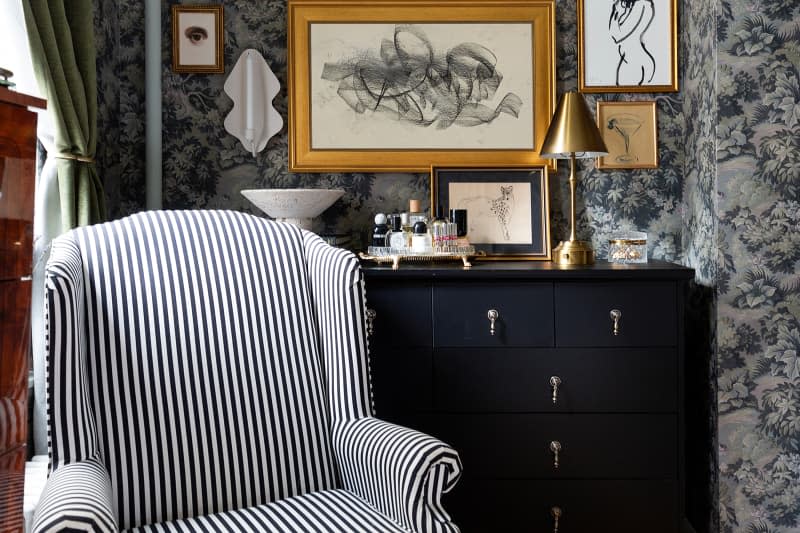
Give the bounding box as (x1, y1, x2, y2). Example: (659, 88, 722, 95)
(362, 261, 695, 533)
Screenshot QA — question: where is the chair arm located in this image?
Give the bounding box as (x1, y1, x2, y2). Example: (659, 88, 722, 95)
(32, 458, 118, 532)
(333, 417, 462, 533)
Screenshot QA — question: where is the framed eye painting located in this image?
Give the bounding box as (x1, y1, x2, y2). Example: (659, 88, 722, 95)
(578, 0, 678, 93)
(172, 5, 224, 74)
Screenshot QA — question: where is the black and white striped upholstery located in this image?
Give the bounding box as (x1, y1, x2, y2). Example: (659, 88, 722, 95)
(129, 490, 411, 532)
(34, 210, 461, 532)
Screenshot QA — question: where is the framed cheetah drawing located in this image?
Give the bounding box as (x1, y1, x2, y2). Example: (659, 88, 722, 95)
(431, 166, 551, 260)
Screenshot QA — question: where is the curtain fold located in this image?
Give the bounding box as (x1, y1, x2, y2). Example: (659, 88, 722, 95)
(23, 0, 105, 229)
(23, 0, 106, 456)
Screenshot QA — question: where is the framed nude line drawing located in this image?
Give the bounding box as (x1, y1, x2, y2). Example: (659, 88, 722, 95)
(578, 0, 678, 93)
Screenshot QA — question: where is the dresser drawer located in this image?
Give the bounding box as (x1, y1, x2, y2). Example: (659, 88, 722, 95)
(366, 282, 431, 347)
(434, 347, 677, 412)
(433, 283, 554, 347)
(425, 414, 676, 479)
(555, 282, 676, 346)
(444, 479, 677, 533)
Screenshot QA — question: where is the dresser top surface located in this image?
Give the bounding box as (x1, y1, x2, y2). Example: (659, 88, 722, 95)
(360, 259, 695, 281)
(0, 87, 46, 109)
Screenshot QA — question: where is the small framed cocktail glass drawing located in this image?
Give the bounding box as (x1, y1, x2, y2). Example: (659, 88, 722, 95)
(596, 101, 658, 170)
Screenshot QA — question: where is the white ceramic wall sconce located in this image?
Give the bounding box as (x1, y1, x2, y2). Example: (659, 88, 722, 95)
(224, 49, 283, 157)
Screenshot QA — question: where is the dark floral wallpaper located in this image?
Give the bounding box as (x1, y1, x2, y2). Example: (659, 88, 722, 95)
(682, 0, 719, 530)
(715, 0, 800, 531)
(94, 0, 146, 219)
(92, 0, 800, 531)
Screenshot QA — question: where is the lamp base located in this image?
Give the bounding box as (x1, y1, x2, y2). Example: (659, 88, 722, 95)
(553, 239, 595, 265)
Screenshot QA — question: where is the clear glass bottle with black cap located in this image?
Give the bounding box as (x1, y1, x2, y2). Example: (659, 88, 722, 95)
(411, 220, 432, 253)
(387, 214, 407, 250)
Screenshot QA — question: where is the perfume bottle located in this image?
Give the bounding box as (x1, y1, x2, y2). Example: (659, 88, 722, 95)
(430, 205, 448, 252)
(449, 208, 470, 247)
(408, 199, 427, 226)
(411, 220, 432, 253)
(400, 212, 413, 248)
(372, 213, 389, 247)
(387, 214, 407, 250)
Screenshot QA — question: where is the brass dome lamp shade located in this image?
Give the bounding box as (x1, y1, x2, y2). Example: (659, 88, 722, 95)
(539, 92, 608, 265)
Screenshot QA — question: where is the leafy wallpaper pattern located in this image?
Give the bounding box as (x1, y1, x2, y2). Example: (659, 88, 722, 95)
(715, 1, 800, 531)
(92, 0, 800, 531)
(682, 0, 719, 530)
(94, 0, 146, 219)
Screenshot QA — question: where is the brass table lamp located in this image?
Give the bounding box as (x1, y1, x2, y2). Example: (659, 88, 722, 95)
(540, 92, 608, 265)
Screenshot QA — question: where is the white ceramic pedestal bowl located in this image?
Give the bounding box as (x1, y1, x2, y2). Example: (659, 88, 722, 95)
(240, 188, 345, 230)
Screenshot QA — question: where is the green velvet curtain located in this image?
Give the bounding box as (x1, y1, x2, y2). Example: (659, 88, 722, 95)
(23, 0, 105, 230)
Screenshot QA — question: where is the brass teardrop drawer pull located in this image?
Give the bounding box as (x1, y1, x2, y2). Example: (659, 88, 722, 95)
(550, 440, 562, 469)
(550, 376, 562, 404)
(610, 308, 622, 336)
(551, 506, 562, 532)
(487, 309, 499, 336)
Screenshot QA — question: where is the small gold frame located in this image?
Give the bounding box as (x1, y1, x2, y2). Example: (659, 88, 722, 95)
(596, 100, 659, 170)
(171, 5, 224, 74)
(577, 0, 678, 93)
(287, 0, 557, 172)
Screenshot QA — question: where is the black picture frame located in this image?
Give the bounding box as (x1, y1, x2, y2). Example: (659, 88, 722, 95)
(431, 166, 551, 260)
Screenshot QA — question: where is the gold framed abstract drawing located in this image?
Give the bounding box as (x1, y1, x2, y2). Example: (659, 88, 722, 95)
(287, 0, 556, 172)
(577, 0, 678, 93)
(596, 100, 658, 169)
(431, 166, 551, 260)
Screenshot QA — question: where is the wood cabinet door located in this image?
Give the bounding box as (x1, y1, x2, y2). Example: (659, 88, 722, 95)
(0, 103, 36, 281)
(0, 280, 30, 456)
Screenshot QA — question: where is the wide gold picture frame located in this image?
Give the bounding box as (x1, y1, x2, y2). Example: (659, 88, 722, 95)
(287, 0, 556, 172)
(596, 100, 659, 169)
(577, 0, 678, 93)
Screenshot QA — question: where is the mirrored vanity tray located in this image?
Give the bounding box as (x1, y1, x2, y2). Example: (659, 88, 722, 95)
(359, 246, 481, 270)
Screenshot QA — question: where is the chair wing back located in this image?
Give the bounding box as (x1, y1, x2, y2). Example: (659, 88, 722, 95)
(44, 210, 338, 529)
(303, 232, 373, 422)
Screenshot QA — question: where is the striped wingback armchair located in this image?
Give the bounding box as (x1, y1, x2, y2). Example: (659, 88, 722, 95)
(33, 210, 461, 532)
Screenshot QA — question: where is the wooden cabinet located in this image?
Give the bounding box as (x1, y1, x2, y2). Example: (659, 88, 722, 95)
(363, 261, 694, 532)
(0, 87, 45, 533)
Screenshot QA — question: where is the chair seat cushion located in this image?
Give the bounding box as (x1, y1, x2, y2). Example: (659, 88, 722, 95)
(126, 489, 411, 532)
